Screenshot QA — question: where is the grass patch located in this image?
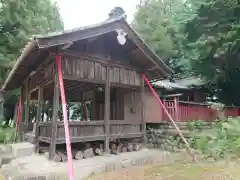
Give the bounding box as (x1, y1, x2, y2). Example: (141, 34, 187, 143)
(87, 161, 240, 180)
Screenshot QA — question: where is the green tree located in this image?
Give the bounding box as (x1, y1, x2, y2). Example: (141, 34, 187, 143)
(185, 0, 240, 105)
(132, 0, 201, 73)
(0, 0, 64, 125)
(0, 0, 64, 86)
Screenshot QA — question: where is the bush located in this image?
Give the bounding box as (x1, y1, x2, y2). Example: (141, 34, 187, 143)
(0, 126, 15, 143)
(147, 123, 185, 152)
(147, 118, 240, 160)
(188, 117, 240, 160)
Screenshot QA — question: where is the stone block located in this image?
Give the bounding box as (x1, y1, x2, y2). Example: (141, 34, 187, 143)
(0, 145, 12, 154)
(131, 159, 138, 166)
(114, 161, 122, 170)
(142, 156, 150, 165)
(105, 162, 115, 172)
(93, 164, 105, 174)
(136, 157, 145, 166)
(1, 154, 13, 165)
(121, 159, 131, 168)
(46, 172, 64, 180)
(26, 175, 47, 180)
(11, 142, 34, 158)
(1, 166, 24, 180)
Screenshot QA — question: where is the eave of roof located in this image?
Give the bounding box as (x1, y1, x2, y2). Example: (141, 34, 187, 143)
(1, 40, 37, 91)
(34, 17, 173, 76)
(174, 76, 205, 87)
(152, 79, 188, 90)
(2, 17, 173, 91)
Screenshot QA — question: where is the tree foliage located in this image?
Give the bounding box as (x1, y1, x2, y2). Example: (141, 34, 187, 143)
(185, 0, 240, 105)
(132, 0, 201, 72)
(0, 0, 64, 85)
(134, 0, 240, 105)
(0, 0, 64, 124)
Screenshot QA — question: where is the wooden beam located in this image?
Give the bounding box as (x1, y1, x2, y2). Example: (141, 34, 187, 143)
(147, 65, 158, 71)
(92, 93, 97, 120)
(63, 75, 140, 89)
(29, 87, 39, 94)
(140, 74, 147, 145)
(81, 93, 85, 121)
(49, 71, 60, 160)
(37, 22, 122, 48)
(35, 84, 43, 153)
(62, 50, 140, 71)
(29, 79, 53, 94)
(104, 65, 110, 153)
(67, 83, 99, 93)
(63, 76, 105, 85)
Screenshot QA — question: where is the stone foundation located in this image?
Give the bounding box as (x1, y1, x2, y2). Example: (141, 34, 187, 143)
(1, 149, 175, 180)
(11, 142, 34, 158)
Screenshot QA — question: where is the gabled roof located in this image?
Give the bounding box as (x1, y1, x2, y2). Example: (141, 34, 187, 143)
(2, 16, 173, 91)
(152, 79, 188, 90)
(152, 76, 205, 90)
(174, 76, 205, 88)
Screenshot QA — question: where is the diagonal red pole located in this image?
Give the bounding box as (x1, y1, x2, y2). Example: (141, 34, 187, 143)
(142, 74, 196, 162)
(56, 54, 75, 180)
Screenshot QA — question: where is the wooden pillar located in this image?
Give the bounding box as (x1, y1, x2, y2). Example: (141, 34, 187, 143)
(81, 93, 85, 121)
(140, 75, 147, 145)
(104, 65, 110, 153)
(24, 78, 30, 131)
(35, 84, 43, 153)
(49, 72, 59, 160)
(19, 85, 25, 132)
(174, 96, 179, 122)
(92, 93, 97, 120)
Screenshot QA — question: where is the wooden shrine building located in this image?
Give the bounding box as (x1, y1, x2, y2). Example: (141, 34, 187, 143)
(2, 16, 172, 160)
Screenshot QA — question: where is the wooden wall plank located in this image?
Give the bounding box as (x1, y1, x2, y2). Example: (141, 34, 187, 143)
(119, 68, 125, 84)
(135, 74, 141, 86)
(61, 55, 141, 86)
(88, 61, 95, 80)
(101, 66, 106, 81)
(94, 62, 101, 80)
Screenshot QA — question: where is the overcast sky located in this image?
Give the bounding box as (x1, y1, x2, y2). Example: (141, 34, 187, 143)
(58, 0, 140, 30)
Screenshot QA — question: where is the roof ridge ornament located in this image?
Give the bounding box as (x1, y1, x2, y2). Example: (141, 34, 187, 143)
(108, 7, 126, 20)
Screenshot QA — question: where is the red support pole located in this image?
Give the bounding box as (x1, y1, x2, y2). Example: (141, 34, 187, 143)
(142, 74, 196, 161)
(56, 54, 75, 180)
